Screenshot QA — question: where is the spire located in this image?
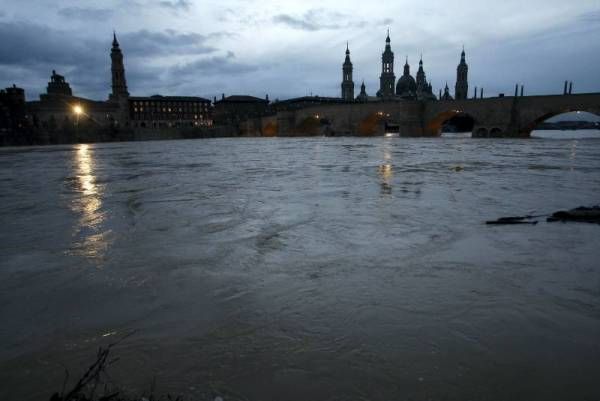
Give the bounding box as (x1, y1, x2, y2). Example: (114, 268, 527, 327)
(403, 57, 410, 75)
(455, 46, 468, 100)
(386, 28, 390, 43)
(110, 31, 129, 101)
(419, 54, 423, 66)
(344, 42, 352, 65)
(357, 79, 368, 102)
(341, 41, 354, 101)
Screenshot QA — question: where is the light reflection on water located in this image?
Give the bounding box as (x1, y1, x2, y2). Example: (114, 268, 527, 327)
(378, 142, 393, 195)
(69, 144, 111, 260)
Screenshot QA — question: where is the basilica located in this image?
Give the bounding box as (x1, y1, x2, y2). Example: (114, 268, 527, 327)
(341, 31, 469, 102)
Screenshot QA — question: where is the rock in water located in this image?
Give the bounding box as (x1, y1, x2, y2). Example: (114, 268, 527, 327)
(547, 206, 600, 223)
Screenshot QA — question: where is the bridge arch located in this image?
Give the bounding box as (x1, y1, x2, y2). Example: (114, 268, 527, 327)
(425, 110, 477, 136)
(296, 113, 331, 136)
(475, 127, 488, 137)
(522, 109, 600, 136)
(262, 121, 278, 137)
(358, 111, 391, 136)
(490, 127, 503, 136)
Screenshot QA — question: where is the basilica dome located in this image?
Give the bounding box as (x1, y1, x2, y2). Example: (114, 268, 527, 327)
(396, 74, 417, 97)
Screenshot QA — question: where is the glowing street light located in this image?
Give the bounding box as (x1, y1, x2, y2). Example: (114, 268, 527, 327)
(73, 104, 84, 129)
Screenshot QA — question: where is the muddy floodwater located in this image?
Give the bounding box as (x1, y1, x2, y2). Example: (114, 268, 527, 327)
(1, 134, 600, 401)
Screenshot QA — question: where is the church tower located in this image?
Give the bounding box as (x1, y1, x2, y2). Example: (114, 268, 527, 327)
(416, 56, 426, 90)
(455, 47, 468, 100)
(442, 82, 454, 101)
(110, 32, 129, 101)
(341, 43, 355, 101)
(356, 81, 369, 103)
(377, 30, 395, 99)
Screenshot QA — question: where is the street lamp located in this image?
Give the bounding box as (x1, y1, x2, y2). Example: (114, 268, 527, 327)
(73, 104, 83, 127)
(73, 104, 84, 141)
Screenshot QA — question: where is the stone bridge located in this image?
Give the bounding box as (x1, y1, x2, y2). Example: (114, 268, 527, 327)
(257, 93, 600, 137)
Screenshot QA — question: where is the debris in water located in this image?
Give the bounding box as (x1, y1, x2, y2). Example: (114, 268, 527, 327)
(486, 216, 539, 225)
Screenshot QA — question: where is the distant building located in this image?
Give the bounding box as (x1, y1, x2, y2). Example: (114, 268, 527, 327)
(330, 32, 475, 103)
(0, 85, 27, 134)
(27, 70, 120, 132)
(44, 71, 72, 98)
(455, 48, 469, 100)
(25, 34, 129, 134)
(129, 95, 212, 129)
(21, 32, 216, 141)
(213, 94, 269, 125)
(342, 30, 436, 103)
(341, 43, 355, 101)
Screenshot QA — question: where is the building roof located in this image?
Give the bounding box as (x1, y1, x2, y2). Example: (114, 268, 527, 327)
(215, 95, 268, 104)
(27, 95, 121, 112)
(130, 95, 211, 102)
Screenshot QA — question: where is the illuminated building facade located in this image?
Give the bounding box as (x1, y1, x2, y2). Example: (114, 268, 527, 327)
(129, 95, 212, 128)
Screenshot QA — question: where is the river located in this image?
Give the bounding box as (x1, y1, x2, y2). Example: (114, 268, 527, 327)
(1, 132, 599, 401)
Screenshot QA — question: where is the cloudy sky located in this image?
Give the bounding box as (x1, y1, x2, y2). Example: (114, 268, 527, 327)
(1, 0, 599, 102)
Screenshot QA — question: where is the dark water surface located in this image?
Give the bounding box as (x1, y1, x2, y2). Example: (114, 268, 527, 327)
(1, 136, 599, 401)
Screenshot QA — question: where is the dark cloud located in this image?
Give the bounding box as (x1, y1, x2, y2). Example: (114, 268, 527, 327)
(171, 51, 259, 77)
(158, 0, 192, 12)
(273, 9, 365, 31)
(579, 10, 600, 23)
(0, 21, 104, 68)
(120, 29, 217, 56)
(57, 7, 114, 21)
(273, 14, 323, 31)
